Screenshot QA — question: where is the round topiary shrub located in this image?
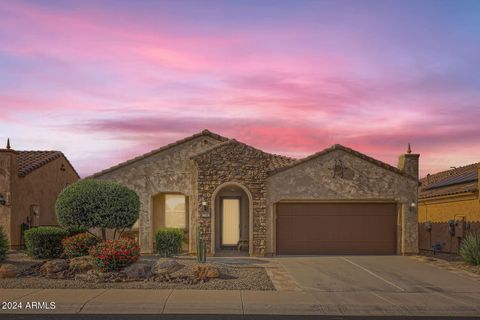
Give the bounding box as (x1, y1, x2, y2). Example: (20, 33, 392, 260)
(0, 226, 8, 262)
(24, 227, 69, 259)
(62, 232, 99, 259)
(460, 232, 480, 265)
(90, 238, 140, 272)
(55, 179, 140, 240)
(155, 228, 184, 257)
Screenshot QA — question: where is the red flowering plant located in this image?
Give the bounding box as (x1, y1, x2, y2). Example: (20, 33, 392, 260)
(62, 232, 98, 259)
(89, 238, 140, 272)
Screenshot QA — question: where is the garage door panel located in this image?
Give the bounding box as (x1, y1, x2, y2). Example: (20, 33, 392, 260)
(276, 202, 397, 255)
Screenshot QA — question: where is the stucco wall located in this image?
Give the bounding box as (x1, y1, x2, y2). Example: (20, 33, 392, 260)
(266, 149, 419, 255)
(0, 150, 14, 245)
(10, 156, 79, 248)
(94, 136, 222, 253)
(418, 193, 480, 253)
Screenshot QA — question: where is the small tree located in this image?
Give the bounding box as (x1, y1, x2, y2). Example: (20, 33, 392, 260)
(55, 179, 140, 241)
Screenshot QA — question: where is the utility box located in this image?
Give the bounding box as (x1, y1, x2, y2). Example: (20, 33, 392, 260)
(455, 218, 466, 238)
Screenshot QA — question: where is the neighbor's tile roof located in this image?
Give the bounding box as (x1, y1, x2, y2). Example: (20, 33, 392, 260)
(17, 151, 68, 177)
(419, 162, 479, 199)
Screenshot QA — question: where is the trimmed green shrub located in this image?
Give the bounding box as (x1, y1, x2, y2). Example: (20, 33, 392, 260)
(90, 238, 140, 272)
(460, 233, 480, 265)
(62, 232, 99, 258)
(155, 228, 184, 257)
(65, 226, 88, 237)
(55, 179, 140, 240)
(24, 227, 69, 259)
(0, 226, 8, 262)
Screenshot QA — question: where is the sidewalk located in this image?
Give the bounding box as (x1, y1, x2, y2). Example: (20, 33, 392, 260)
(1, 288, 479, 316)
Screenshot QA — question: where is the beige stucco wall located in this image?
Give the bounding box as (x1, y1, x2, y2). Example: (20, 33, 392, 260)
(266, 149, 419, 255)
(94, 136, 223, 253)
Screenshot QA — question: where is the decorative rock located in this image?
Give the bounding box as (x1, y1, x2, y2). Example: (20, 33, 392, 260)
(193, 264, 220, 281)
(0, 264, 17, 278)
(151, 258, 183, 275)
(68, 256, 93, 274)
(40, 259, 68, 277)
(123, 262, 152, 280)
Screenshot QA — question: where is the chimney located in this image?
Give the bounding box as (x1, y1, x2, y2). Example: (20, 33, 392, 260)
(397, 143, 420, 179)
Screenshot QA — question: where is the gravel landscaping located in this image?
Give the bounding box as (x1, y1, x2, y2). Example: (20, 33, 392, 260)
(414, 250, 480, 277)
(0, 253, 275, 290)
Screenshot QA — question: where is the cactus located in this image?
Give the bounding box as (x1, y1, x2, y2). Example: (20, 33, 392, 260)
(196, 225, 206, 263)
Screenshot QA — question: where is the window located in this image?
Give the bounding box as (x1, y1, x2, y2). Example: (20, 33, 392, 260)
(165, 194, 186, 229)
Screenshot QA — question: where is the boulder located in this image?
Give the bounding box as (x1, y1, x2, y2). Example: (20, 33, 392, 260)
(151, 258, 183, 275)
(123, 262, 152, 280)
(40, 259, 68, 277)
(193, 264, 220, 281)
(0, 264, 17, 278)
(69, 256, 93, 274)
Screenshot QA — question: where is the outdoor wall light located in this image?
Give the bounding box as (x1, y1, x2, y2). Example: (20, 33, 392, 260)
(410, 201, 416, 208)
(201, 200, 208, 211)
(0, 193, 5, 206)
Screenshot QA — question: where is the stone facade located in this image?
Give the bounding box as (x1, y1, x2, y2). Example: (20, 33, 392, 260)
(91, 131, 419, 256)
(92, 134, 224, 253)
(266, 147, 419, 255)
(192, 141, 274, 256)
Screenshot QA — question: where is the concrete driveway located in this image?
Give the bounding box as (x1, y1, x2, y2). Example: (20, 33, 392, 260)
(274, 255, 480, 316)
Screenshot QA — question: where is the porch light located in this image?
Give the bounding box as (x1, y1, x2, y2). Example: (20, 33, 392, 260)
(410, 201, 416, 208)
(201, 201, 208, 211)
(0, 193, 5, 206)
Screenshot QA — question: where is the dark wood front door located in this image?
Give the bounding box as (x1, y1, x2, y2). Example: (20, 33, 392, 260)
(276, 202, 397, 255)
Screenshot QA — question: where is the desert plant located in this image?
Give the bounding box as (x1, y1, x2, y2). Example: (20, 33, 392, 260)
(62, 232, 99, 258)
(55, 179, 140, 240)
(155, 228, 184, 257)
(90, 238, 140, 272)
(24, 227, 69, 259)
(196, 225, 206, 263)
(460, 233, 480, 265)
(0, 226, 8, 262)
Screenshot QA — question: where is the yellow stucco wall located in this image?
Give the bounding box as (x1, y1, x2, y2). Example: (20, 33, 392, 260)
(418, 193, 480, 223)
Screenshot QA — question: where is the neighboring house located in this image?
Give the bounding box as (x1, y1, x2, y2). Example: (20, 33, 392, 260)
(418, 163, 480, 254)
(90, 130, 419, 256)
(0, 139, 80, 249)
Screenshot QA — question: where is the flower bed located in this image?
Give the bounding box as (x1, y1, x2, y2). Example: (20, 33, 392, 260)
(89, 238, 140, 272)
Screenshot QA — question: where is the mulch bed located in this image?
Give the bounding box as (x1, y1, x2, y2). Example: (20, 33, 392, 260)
(0, 253, 275, 290)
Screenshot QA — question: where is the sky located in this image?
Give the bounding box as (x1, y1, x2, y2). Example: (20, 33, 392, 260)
(0, 0, 479, 177)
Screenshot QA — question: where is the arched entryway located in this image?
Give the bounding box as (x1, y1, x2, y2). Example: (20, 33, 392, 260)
(210, 182, 253, 256)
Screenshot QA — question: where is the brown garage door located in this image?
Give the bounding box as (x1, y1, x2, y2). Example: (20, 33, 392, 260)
(276, 202, 397, 255)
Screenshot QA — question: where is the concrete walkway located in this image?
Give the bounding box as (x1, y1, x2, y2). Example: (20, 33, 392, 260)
(1, 288, 480, 316)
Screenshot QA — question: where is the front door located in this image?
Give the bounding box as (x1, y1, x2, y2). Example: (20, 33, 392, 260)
(221, 198, 240, 247)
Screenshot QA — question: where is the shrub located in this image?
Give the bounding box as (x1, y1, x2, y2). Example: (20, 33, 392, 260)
(155, 228, 184, 257)
(65, 226, 88, 237)
(90, 238, 140, 272)
(55, 179, 140, 240)
(62, 232, 99, 258)
(24, 227, 69, 259)
(460, 233, 480, 265)
(0, 226, 8, 262)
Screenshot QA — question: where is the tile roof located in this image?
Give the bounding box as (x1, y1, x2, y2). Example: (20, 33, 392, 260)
(269, 144, 417, 180)
(189, 139, 296, 170)
(88, 129, 229, 178)
(419, 163, 479, 199)
(16, 151, 79, 178)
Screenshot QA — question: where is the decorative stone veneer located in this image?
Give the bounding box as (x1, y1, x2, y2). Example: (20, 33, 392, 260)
(266, 149, 419, 255)
(93, 135, 223, 253)
(192, 141, 273, 256)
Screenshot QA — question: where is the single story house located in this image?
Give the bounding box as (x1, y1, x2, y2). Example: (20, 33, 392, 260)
(0, 139, 80, 249)
(90, 130, 419, 256)
(418, 163, 479, 253)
